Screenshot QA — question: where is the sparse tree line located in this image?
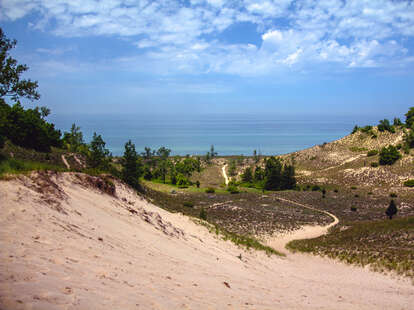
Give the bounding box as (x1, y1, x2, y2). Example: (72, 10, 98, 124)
(352, 107, 414, 166)
(233, 156, 296, 191)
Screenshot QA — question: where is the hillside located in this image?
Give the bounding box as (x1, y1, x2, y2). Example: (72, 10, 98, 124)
(1, 172, 413, 310)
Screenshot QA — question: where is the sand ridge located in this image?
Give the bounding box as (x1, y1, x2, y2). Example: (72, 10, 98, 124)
(0, 172, 413, 309)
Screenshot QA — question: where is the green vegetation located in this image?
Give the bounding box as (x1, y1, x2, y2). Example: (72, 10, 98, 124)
(386, 200, 398, 219)
(205, 187, 215, 193)
(183, 201, 194, 208)
(366, 149, 378, 157)
(121, 140, 142, 189)
(377, 119, 395, 133)
(264, 156, 296, 190)
(403, 179, 414, 187)
(379, 145, 401, 165)
(287, 217, 414, 278)
(0, 157, 65, 178)
(405, 107, 414, 128)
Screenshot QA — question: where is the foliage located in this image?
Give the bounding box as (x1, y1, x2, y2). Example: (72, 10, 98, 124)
(393, 117, 403, 126)
(403, 128, 414, 148)
(156, 146, 171, 160)
(253, 166, 264, 181)
(228, 159, 237, 176)
(183, 201, 194, 208)
(62, 123, 84, 152)
(403, 179, 414, 187)
(379, 145, 401, 165)
(263, 156, 296, 191)
(377, 119, 395, 133)
(351, 125, 359, 134)
(366, 150, 378, 157)
(87, 132, 110, 169)
(0, 157, 65, 177)
(370, 162, 379, 167)
(241, 166, 253, 183)
(227, 185, 239, 194)
(210, 145, 217, 158)
(0, 28, 40, 102)
(405, 107, 414, 128)
(385, 200, 398, 219)
(121, 140, 142, 189)
(205, 187, 215, 193)
(0, 100, 61, 152)
(199, 208, 207, 220)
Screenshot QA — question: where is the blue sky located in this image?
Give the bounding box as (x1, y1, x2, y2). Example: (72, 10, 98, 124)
(1, 0, 414, 118)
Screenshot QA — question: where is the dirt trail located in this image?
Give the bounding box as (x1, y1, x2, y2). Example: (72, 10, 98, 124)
(61, 154, 70, 169)
(222, 164, 229, 185)
(266, 197, 339, 254)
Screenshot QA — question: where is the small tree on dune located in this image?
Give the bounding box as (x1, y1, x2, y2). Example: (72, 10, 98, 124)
(122, 140, 142, 189)
(386, 200, 398, 219)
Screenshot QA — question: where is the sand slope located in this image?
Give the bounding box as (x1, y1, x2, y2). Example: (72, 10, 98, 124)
(0, 172, 412, 309)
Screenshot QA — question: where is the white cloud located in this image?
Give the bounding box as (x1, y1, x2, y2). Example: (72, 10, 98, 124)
(1, 0, 414, 75)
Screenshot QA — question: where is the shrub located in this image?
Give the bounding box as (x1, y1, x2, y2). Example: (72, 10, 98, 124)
(205, 187, 215, 193)
(199, 208, 207, 220)
(386, 200, 398, 219)
(350, 206, 357, 212)
(334, 189, 339, 193)
(370, 162, 379, 167)
(390, 193, 398, 198)
(195, 180, 200, 188)
(227, 185, 239, 194)
(311, 185, 321, 191)
(379, 145, 401, 165)
(183, 201, 194, 208)
(351, 186, 357, 190)
(367, 150, 378, 157)
(403, 179, 414, 187)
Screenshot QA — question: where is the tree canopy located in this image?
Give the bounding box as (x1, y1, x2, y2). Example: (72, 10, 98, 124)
(0, 28, 39, 102)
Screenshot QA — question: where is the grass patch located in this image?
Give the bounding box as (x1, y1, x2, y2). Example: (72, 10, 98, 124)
(0, 158, 66, 178)
(193, 219, 284, 256)
(287, 217, 414, 278)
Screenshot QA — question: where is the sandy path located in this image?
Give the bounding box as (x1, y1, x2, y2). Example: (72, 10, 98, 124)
(266, 197, 339, 254)
(0, 173, 413, 309)
(222, 164, 229, 185)
(61, 154, 70, 169)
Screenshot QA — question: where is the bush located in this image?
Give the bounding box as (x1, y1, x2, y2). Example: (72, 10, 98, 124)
(199, 208, 207, 220)
(403, 179, 414, 187)
(311, 185, 321, 191)
(390, 193, 398, 198)
(183, 201, 194, 208)
(205, 187, 215, 193)
(367, 150, 378, 157)
(370, 162, 379, 167)
(227, 185, 239, 194)
(334, 189, 339, 193)
(351, 186, 357, 190)
(386, 200, 398, 219)
(350, 206, 357, 212)
(379, 145, 401, 165)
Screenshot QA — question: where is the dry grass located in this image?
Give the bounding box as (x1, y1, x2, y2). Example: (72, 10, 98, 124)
(287, 217, 414, 278)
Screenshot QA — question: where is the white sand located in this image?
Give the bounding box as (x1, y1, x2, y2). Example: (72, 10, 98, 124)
(222, 164, 229, 185)
(0, 172, 412, 309)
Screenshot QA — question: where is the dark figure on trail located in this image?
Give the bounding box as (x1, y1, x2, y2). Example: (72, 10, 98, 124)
(386, 200, 398, 219)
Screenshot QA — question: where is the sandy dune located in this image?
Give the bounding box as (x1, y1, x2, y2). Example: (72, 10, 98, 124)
(0, 172, 413, 309)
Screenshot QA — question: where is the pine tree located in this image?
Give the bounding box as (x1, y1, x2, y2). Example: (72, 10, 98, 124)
(122, 140, 142, 189)
(385, 200, 398, 219)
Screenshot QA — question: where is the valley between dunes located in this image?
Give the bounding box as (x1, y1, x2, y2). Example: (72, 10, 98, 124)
(0, 172, 413, 310)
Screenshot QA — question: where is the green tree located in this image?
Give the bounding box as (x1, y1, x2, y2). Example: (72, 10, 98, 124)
(379, 145, 401, 165)
(405, 107, 414, 128)
(121, 140, 142, 189)
(88, 133, 110, 169)
(385, 200, 398, 219)
(62, 123, 84, 152)
(264, 157, 283, 190)
(254, 166, 264, 181)
(210, 145, 218, 158)
(393, 117, 403, 127)
(378, 119, 395, 133)
(241, 166, 253, 183)
(156, 146, 171, 160)
(228, 159, 237, 176)
(0, 28, 40, 102)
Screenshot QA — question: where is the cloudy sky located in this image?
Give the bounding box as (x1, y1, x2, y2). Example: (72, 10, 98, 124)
(1, 0, 414, 117)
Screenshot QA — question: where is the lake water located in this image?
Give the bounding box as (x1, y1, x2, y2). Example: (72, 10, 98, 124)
(49, 114, 378, 156)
